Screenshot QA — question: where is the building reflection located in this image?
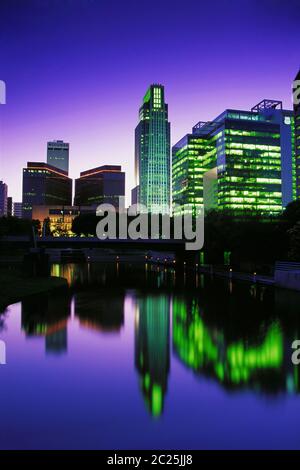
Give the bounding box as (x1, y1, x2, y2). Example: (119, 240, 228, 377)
(51, 263, 85, 287)
(28, 264, 300, 407)
(172, 296, 300, 394)
(74, 292, 124, 333)
(134, 295, 170, 417)
(21, 293, 71, 355)
(51, 262, 177, 290)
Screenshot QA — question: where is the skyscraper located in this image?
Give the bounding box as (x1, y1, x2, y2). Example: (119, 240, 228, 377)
(74, 165, 125, 209)
(22, 162, 72, 219)
(173, 99, 295, 217)
(133, 84, 170, 214)
(47, 140, 69, 174)
(0, 181, 8, 217)
(294, 69, 300, 198)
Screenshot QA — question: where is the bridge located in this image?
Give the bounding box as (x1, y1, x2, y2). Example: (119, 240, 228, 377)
(0, 235, 198, 265)
(1, 235, 186, 250)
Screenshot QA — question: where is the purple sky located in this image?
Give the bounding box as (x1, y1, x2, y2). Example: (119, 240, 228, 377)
(0, 0, 299, 205)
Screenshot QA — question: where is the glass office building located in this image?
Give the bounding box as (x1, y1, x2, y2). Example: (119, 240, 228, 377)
(74, 165, 125, 209)
(134, 84, 171, 214)
(294, 69, 300, 198)
(173, 100, 295, 217)
(22, 162, 72, 219)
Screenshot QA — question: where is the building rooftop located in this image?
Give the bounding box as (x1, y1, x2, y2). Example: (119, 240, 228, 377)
(79, 165, 123, 178)
(173, 99, 293, 149)
(25, 162, 69, 177)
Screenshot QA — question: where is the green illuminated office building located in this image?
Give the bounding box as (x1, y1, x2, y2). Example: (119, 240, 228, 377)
(172, 99, 295, 217)
(294, 69, 300, 198)
(133, 84, 171, 214)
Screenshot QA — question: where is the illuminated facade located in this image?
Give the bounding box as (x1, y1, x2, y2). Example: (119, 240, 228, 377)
(31, 205, 93, 235)
(134, 84, 171, 214)
(294, 69, 300, 198)
(22, 162, 72, 219)
(74, 165, 125, 209)
(173, 100, 295, 217)
(47, 140, 69, 174)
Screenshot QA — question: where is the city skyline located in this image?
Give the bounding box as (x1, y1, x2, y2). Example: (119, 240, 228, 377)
(1, 74, 298, 208)
(0, 0, 299, 205)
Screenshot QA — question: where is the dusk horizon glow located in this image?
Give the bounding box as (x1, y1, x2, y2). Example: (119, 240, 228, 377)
(0, 0, 299, 204)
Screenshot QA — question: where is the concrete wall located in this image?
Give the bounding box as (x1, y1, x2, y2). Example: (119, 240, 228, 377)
(274, 270, 300, 291)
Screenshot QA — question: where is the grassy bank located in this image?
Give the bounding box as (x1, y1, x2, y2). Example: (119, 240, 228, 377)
(0, 267, 68, 312)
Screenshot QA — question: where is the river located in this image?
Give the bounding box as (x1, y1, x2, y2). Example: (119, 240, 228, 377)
(1, 262, 300, 449)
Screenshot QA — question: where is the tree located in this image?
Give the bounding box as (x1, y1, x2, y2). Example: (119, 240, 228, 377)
(281, 200, 300, 229)
(0, 216, 39, 236)
(43, 218, 51, 236)
(72, 213, 99, 236)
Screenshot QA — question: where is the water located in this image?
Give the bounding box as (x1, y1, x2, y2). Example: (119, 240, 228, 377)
(1, 262, 300, 449)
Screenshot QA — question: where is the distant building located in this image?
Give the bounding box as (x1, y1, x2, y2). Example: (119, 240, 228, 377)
(7, 196, 13, 216)
(134, 84, 171, 214)
(173, 99, 295, 217)
(22, 162, 72, 219)
(47, 140, 69, 174)
(294, 69, 300, 198)
(0, 181, 8, 216)
(74, 165, 125, 209)
(131, 185, 139, 206)
(13, 202, 23, 218)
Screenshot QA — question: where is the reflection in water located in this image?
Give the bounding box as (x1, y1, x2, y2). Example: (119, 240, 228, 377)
(0, 310, 8, 332)
(74, 292, 124, 333)
(3, 262, 300, 448)
(134, 295, 170, 417)
(51, 263, 89, 286)
(19, 263, 300, 414)
(51, 262, 177, 290)
(21, 293, 71, 355)
(172, 297, 299, 394)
